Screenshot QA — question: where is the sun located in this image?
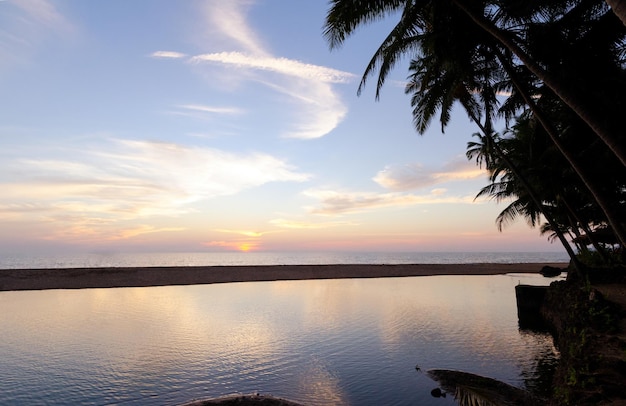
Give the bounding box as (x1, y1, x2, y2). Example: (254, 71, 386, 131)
(237, 243, 255, 252)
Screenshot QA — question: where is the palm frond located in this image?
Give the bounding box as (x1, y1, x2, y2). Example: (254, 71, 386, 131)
(323, 0, 406, 49)
(351, 1, 432, 98)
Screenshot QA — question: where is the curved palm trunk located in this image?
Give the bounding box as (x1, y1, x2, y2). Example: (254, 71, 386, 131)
(470, 117, 582, 269)
(495, 51, 626, 250)
(606, 0, 626, 26)
(453, 0, 626, 168)
(561, 196, 611, 262)
(492, 142, 581, 268)
(566, 221, 589, 254)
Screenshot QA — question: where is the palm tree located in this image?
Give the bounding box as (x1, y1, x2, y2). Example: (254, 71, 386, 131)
(324, 0, 626, 253)
(401, 28, 583, 264)
(467, 130, 581, 265)
(473, 112, 620, 263)
(493, 48, 626, 249)
(449, 0, 626, 168)
(325, 0, 626, 167)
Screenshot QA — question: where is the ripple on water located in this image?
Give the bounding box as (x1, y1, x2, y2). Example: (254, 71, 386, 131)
(0, 274, 559, 405)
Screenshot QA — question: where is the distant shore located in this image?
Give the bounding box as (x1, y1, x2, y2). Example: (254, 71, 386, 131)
(0, 262, 568, 292)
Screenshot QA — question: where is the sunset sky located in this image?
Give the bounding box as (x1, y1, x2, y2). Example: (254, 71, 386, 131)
(0, 0, 565, 254)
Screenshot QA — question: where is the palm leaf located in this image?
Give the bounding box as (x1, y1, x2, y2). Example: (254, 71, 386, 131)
(427, 369, 540, 406)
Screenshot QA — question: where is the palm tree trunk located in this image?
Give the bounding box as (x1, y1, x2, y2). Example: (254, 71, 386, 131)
(606, 0, 626, 26)
(469, 116, 583, 269)
(452, 0, 626, 168)
(495, 50, 626, 250)
(493, 142, 582, 268)
(561, 196, 611, 262)
(567, 222, 589, 255)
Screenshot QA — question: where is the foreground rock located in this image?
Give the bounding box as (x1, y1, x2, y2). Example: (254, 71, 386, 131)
(181, 394, 303, 406)
(427, 369, 539, 405)
(541, 270, 626, 405)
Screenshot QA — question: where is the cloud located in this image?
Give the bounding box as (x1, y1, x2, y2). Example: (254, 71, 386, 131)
(186, 52, 351, 139)
(185, 52, 353, 139)
(102, 139, 309, 201)
(168, 104, 246, 120)
(214, 229, 280, 237)
(0, 139, 309, 240)
(190, 52, 355, 84)
(152, 2, 353, 140)
(151, 51, 187, 59)
(111, 225, 186, 240)
(269, 218, 358, 229)
(0, 0, 74, 70)
(373, 159, 486, 191)
(187, 52, 353, 139)
(10, 0, 70, 27)
(40, 224, 187, 242)
(303, 189, 474, 216)
(200, 0, 266, 56)
(178, 104, 244, 115)
(202, 240, 260, 252)
(267, 78, 348, 139)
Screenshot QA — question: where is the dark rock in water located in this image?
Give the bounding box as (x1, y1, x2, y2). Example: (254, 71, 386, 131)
(181, 394, 304, 405)
(430, 388, 446, 398)
(516, 284, 549, 330)
(540, 265, 561, 277)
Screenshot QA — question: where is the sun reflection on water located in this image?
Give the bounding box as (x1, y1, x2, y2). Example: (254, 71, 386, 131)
(0, 274, 558, 405)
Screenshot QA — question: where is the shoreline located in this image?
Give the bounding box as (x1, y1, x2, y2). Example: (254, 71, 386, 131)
(0, 262, 568, 292)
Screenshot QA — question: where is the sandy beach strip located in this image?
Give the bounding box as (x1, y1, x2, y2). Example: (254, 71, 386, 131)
(0, 262, 568, 292)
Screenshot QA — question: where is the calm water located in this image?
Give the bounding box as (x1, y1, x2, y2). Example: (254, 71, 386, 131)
(0, 273, 560, 405)
(0, 251, 569, 269)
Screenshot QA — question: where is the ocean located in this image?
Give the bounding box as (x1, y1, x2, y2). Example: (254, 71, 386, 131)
(0, 251, 570, 269)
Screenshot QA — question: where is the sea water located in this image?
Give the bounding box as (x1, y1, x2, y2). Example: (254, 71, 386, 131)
(0, 272, 561, 405)
(0, 250, 569, 269)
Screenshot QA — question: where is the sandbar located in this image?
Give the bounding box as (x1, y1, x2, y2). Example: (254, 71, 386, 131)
(0, 263, 568, 292)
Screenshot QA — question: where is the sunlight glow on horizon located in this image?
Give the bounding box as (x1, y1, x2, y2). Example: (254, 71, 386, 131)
(0, 0, 565, 255)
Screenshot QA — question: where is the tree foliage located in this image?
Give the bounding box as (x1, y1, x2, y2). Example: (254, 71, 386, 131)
(325, 0, 626, 266)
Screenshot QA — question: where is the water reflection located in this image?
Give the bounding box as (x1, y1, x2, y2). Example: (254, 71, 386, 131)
(0, 274, 558, 405)
(518, 330, 560, 399)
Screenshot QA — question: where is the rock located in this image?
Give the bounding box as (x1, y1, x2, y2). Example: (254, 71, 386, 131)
(430, 388, 446, 398)
(540, 266, 562, 277)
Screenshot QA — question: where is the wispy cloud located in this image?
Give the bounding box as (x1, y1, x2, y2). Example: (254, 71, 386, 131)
(200, 0, 267, 56)
(178, 104, 244, 115)
(11, 0, 70, 27)
(190, 52, 354, 84)
(186, 51, 352, 139)
(204, 226, 281, 252)
(329, 158, 485, 217)
(202, 240, 260, 251)
(40, 224, 187, 242)
(167, 104, 246, 120)
(1, 139, 309, 240)
(303, 189, 475, 216)
(151, 51, 187, 59)
(214, 229, 280, 237)
(269, 218, 358, 229)
(257, 77, 348, 140)
(373, 158, 486, 191)
(152, 1, 353, 140)
(109, 225, 186, 240)
(0, 0, 74, 70)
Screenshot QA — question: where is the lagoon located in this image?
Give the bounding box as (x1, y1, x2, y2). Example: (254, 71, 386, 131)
(0, 273, 559, 405)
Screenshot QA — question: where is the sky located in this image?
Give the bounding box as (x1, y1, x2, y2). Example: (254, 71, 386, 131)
(0, 0, 565, 254)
